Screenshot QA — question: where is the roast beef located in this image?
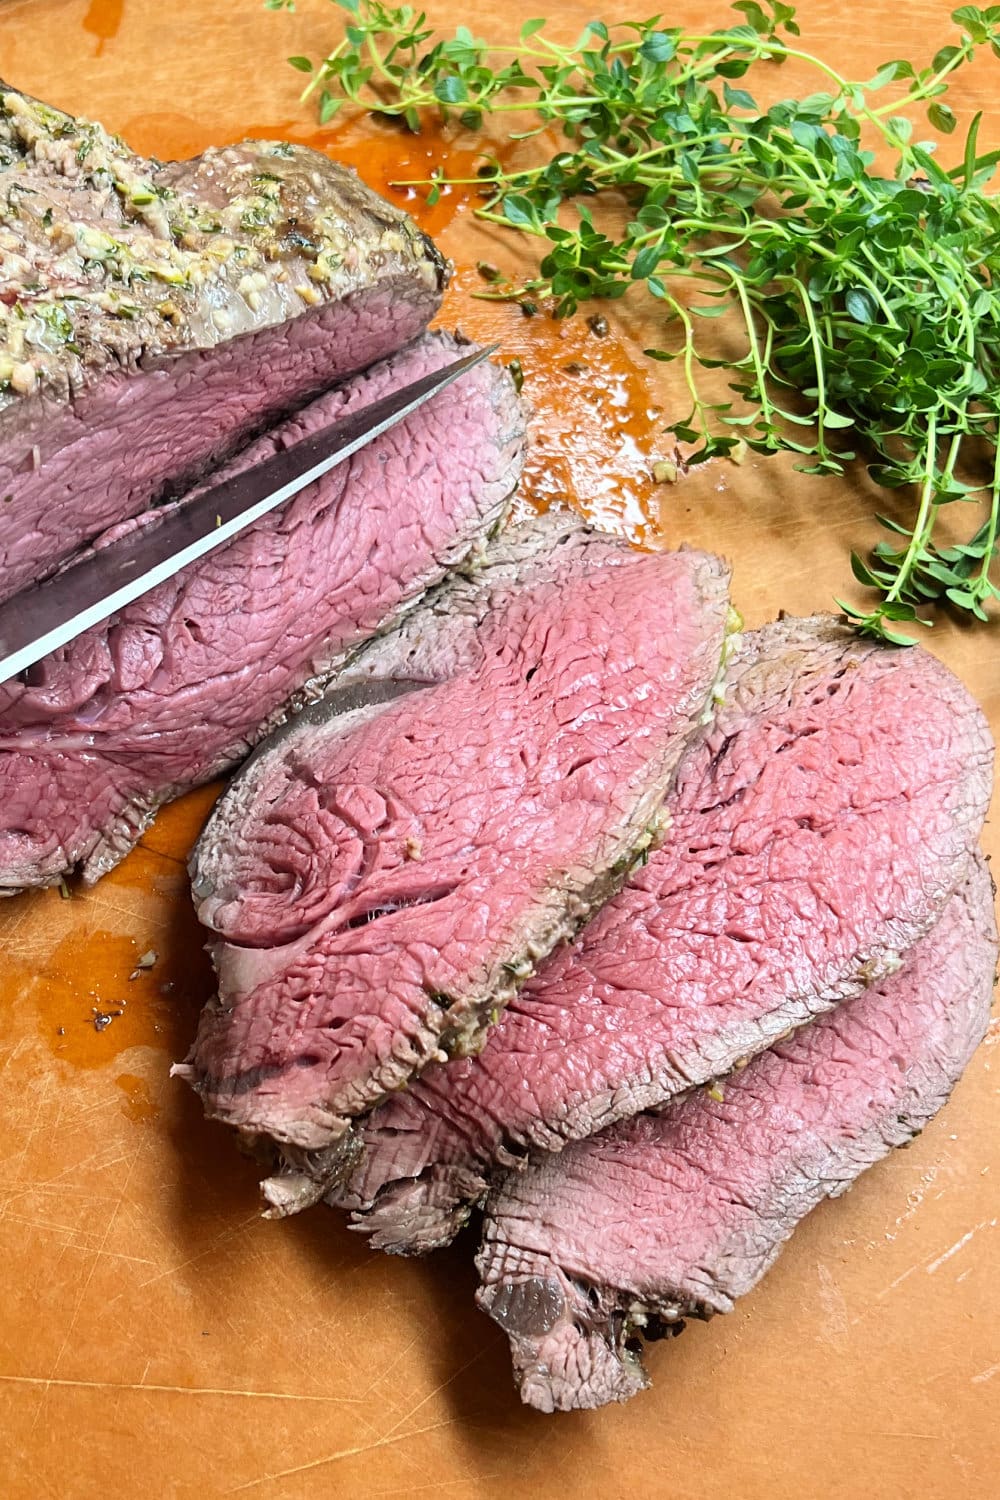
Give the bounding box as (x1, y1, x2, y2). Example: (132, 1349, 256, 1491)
(0, 332, 524, 892)
(336, 617, 994, 1251)
(0, 83, 446, 602)
(477, 855, 998, 1411)
(179, 517, 732, 1198)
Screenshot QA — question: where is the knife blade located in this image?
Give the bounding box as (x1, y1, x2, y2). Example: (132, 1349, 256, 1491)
(0, 344, 498, 687)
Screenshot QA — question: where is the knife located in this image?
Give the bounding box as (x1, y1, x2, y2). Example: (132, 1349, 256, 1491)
(0, 344, 498, 687)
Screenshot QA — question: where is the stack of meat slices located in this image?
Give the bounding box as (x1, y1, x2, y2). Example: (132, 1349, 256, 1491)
(180, 520, 996, 1412)
(4, 84, 992, 1413)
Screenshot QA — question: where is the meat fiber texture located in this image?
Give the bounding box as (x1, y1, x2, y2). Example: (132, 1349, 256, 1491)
(180, 515, 732, 1200)
(0, 332, 525, 892)
(0, 83, 447, 602)
(476, 854, 998, 1411)
(335, 617, 995, 1252)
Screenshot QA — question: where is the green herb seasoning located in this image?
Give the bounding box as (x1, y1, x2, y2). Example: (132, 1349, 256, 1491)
(284, 0, 1000, 638)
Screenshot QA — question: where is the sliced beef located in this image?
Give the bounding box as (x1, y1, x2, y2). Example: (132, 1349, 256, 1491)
(0, 83, 446, 602)
(179, 517, 732, 1188)
(336, 617, 994, 1252)
(476, 855, 998, 1411)
(0, 332, 523, 892)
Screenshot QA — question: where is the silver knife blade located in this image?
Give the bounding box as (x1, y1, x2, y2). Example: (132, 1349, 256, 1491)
(0, 344, 498, 686)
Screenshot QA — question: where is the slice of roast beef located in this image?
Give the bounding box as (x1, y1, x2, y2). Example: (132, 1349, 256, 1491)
(336, 617, 994, 1252)
(477, 854, 998, 1411)
(179, 517, 732, 1190)
(0, 332, 523, 892)
(0, 83, 446, 602)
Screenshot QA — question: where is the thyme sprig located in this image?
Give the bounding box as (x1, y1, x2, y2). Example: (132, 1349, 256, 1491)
(281, 0, 1000, 640)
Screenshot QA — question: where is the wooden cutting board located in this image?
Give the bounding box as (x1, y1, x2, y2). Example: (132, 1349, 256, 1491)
(1, 3, 998, 1496)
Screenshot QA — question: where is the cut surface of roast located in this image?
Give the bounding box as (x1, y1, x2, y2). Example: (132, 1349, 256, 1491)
(181, 516, 732, 1198)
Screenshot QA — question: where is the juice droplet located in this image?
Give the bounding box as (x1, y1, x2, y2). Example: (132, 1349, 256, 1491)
(83, 0, 125, 58)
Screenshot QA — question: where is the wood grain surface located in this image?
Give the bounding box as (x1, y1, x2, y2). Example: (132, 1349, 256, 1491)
(0, 3, 998, 1497)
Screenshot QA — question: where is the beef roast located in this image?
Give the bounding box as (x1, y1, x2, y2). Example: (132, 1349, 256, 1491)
(0, 83, 446, 602)
(477, 854, 998, 1411)
(179, 516, 732, 1194)
(336, 617, 994, 1251)
(0, 332, 524, 892)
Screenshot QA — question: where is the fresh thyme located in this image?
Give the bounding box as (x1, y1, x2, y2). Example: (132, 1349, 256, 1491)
(279, 0, 1000, 640)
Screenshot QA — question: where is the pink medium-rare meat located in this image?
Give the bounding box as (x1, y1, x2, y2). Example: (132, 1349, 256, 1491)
(0, 82, 446, 602)
(179, 515, 732, 1189)
(0, 332, 524, 891)
(477, 855, 998, 1411)
(336, 617, 994, 1251)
